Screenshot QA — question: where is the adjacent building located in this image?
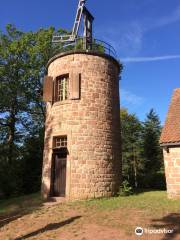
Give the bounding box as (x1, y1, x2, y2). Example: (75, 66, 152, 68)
(160, 88, 180, 199)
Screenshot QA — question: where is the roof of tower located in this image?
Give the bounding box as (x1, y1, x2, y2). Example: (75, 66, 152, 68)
(160, 88, 180, 145)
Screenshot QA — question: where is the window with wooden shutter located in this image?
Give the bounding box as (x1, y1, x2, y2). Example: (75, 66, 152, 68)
(55, 75, 69, 102)
(43, 76, 53, 102)
(70, 72, 80, 100)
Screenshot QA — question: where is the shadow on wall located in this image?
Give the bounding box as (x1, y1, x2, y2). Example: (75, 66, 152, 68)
(151, 213, 180, 240)
(15, 216, 81, 240)
(41, 114, 54, 198)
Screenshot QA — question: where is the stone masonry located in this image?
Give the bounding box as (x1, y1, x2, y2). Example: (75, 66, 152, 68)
(163, 148, 180, 199)
(160, 88, 180, 199)
(42, 51, 122, 200)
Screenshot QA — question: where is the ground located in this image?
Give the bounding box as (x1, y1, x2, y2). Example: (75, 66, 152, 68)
(0, 191, 180, 240)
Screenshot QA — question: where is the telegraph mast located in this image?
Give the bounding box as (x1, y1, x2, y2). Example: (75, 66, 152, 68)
(52, 0, 94, 49)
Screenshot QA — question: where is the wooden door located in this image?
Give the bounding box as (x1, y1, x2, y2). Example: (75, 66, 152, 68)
(53, 154, 67, 197)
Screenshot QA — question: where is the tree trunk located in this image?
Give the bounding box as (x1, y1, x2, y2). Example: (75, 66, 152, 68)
(133, 145, 138, 188)
(7, 98, 17, 165)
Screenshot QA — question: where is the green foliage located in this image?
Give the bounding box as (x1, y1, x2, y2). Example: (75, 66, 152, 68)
(121, 108, 165, 190)
(118, 180, 133, 196)
(21, 129, 44, 194)
(92, 40, 105, 53)
(52, 37, 105, 55)
(121, 108, 143, 188)
(142, 109, 163, 171)
(140, 109, 165, 189)
(0, 24, 60, 198)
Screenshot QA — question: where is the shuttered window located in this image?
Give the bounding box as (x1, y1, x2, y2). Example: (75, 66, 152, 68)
(55, 75, 69, 102)
(43, 76, 53, 102)
(70, 72, 81, 100)
(54, 72, 81, 102)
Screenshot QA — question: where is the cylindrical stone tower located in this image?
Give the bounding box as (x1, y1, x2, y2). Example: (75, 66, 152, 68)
(42, 50, 122, 200)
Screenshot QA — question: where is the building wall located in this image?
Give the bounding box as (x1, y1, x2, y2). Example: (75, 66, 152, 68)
(163, 147, 180, 199)
(42, 52, 122, 200)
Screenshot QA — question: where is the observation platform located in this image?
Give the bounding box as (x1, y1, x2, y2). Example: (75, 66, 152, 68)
(48, 37, 120, 68)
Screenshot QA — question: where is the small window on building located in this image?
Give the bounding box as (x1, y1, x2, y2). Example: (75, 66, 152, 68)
(53, 136, 67, 149)
(55, 75, 69, 102)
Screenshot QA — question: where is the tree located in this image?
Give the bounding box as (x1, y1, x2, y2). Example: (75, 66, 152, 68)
(0, 24, 55, 197)
(121, 108, 143, 188)
(142, 109, 163, 171)
(0, 25, 53, 161)
(141, 109, 165, 189)
(21, 129, 44, 194)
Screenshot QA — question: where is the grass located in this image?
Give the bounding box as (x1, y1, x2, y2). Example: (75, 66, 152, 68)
(0, 191, 180, 217)
(69, 191, 180, 216)
(66, 191, 180, 235)
(0, 191, 180, 239)
(0, 192, 43, 216)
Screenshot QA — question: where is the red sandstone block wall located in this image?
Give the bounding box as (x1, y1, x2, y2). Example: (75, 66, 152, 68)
(41, 53, 122, 200)
(163, 147, 180, 199)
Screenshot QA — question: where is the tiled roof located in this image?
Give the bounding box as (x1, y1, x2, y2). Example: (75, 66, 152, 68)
(160, 88, 180, 145)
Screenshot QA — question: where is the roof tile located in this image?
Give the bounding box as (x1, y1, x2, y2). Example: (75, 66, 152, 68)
(160, 88, 180, 144)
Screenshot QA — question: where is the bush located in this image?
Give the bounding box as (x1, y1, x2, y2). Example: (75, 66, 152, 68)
(118, 180, 133, 196)
(138, 170, 166, 190)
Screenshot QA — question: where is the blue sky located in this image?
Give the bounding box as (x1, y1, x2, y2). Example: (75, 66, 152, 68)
(1, 0, 180, 124)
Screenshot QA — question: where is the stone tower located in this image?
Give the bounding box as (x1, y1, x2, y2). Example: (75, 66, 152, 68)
(41, 50, 122, 200)
(41, 1, 122, 200)
(160, 88, 180, 199)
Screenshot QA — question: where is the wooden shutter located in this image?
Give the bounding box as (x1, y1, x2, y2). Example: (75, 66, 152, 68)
(70, 72, 80, 100)
(43, 76, 53, 102)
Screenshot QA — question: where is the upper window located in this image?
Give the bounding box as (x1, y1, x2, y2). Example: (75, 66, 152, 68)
(53, 136, 67, 148)
(55, 75, 69, 102)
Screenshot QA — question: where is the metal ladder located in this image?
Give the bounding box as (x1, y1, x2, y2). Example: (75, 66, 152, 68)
(52, 0, 86, 43)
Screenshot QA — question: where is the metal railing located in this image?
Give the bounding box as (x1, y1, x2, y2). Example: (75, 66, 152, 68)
(51, 37, 117, 59)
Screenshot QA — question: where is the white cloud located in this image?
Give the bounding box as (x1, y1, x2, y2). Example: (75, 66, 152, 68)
(147, 5, 180, 30)
(121, 89, 144, 106)
(95, 22, 143, 56)
(117, 22, 143, 56)
(96, 4, 180, 57)
(121, 55, 180, 63)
